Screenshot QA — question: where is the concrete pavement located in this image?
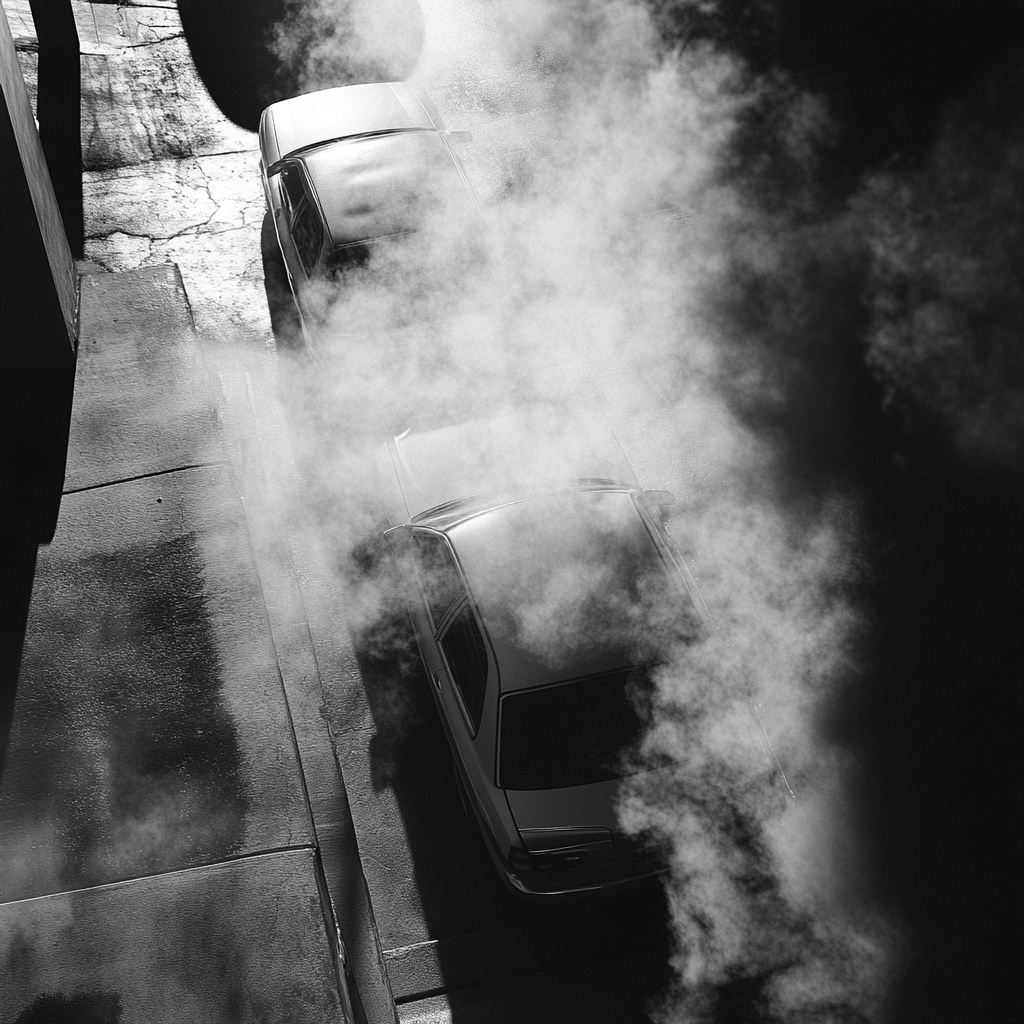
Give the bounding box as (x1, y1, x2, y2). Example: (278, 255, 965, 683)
(3, 5, 398, 1020)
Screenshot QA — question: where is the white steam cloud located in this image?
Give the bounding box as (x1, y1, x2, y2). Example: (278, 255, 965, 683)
(269, 0, 897, 1020)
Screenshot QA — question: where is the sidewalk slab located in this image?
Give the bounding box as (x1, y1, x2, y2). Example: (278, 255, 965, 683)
(197, 339, 401, 1023)
(0, 848, 347, 1024)
(0, 263, 314, 903)
(67, 265, 222, 491)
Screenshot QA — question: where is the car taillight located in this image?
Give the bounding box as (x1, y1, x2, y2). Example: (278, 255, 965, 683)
(509, 847, 592, 872)
(510, 848, 533, 872)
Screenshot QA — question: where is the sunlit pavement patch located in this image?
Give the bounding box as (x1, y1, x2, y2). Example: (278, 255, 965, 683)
(0, 849, 348, 1024)
(67, 266, 222, 490)
(46, 0, 271, 342)
(80, 160, 268, 339)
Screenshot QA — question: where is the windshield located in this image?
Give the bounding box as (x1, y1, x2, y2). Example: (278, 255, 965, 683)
(498, 667, 656, 790)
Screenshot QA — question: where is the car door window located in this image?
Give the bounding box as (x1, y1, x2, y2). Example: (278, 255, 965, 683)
(412, 533, 462, 630)
(291, 200, 323, 277)
(441, 604, 488, 733)
(279, 163, 305, 213)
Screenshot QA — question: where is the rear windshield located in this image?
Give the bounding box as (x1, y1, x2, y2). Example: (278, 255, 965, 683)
(305, 132, 470, 246)
(498, 667, 655, 790)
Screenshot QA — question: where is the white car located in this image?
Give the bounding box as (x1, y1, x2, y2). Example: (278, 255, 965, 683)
(258, 82, 478, 339)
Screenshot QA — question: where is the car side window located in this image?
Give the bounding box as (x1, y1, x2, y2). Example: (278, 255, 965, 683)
(441, 604, 488, 732)
(412, 533, 462, 630)
(291, 201, 323, 277)
(279, 163, 305, 212)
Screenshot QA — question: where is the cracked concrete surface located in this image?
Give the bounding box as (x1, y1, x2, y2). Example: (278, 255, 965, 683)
(8, 0, 270, 340)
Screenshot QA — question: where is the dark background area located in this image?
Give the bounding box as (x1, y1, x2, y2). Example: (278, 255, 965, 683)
(651, 4, 1022, 1023)
(172, 3, 1022, 1021)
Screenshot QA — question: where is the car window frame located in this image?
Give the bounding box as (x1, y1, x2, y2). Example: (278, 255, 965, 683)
(276, 160, 325, 279)
(290, 198, 324, 278)
(410, 529, 465, 633)
(279, 161, 306, 214)
(410, 527, 491, 738)
(438, 600, 489, 736)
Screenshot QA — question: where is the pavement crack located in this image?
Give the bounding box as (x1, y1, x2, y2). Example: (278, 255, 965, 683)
(87, 228, 168, 243)
(124, 33, 185, 49)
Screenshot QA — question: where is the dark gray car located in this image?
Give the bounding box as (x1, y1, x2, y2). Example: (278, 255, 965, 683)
(379, 413, 714, 899)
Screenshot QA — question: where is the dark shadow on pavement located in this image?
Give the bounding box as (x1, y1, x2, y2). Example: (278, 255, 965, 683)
(177, 0, 293, 132)
(28, 0, 82, 256)
(0, 539, 38, 779)
(15, 992, 122, 1024)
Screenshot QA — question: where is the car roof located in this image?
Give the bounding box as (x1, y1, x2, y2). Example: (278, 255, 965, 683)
(391, 412, 639, 522)
(446, 488, 666, 692)
(259, 82, 439, 168)
(301, 131, 469, 248)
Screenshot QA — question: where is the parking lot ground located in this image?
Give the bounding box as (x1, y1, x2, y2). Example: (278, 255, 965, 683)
(4, 2, 678, 1019)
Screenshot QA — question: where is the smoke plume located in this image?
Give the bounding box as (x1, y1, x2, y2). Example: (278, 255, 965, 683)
(261, 1, 971, 1020)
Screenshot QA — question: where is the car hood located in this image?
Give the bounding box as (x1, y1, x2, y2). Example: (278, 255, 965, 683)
(391, 410, 638, 522)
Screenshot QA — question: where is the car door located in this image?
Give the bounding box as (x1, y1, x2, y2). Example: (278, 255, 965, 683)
(408, 532, 490, 785)
(275, 162, 326, 324)
(407, 529, 460, 688)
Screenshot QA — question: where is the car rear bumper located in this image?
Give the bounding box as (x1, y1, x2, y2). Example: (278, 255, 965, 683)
(500, 854, 669, 902)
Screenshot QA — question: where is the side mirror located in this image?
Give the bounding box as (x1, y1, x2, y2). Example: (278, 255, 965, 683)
(446, 130, 473, 145)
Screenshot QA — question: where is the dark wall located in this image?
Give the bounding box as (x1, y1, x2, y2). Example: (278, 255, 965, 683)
(0, 3, 79, 771)
(28, 0, 82, 257)
(0, 6, 78, 543)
